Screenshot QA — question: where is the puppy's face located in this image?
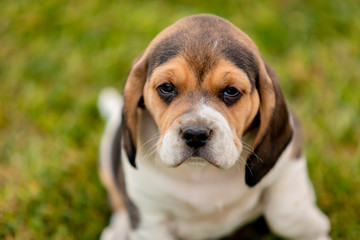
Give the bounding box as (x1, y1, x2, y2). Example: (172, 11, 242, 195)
(121, 14, 292, 186)
(144, 57, 259, 169)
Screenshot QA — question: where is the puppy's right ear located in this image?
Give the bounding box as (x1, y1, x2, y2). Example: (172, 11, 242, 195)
(245, 61, 293, 187)
(121, 53, 148, 168)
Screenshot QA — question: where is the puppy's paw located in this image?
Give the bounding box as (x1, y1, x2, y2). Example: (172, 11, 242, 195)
(100, 211, 130, 240)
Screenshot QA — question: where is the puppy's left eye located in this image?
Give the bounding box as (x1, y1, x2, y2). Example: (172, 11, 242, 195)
(157, 83, 177, 103)
(224, 87, 240, 97)
(220, 86, 242, 106)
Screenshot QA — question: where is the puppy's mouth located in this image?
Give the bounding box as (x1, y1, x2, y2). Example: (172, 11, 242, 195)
(158, 130, 241, 169)
(184, 157, 209, 167)
(158, 106, 241, 170)
(170, 151, 225, 169)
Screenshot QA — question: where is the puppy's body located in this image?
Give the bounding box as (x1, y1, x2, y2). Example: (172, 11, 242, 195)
(99, 15, 330, 240)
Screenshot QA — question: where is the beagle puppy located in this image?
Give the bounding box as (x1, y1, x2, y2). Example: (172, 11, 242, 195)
(98, 14, 330, 240)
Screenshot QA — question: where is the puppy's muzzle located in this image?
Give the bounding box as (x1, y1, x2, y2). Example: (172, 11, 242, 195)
(181, 125, 212, 148)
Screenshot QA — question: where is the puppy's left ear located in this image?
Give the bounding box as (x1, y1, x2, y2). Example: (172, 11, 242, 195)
(121, 53, 148, 168)
(245, 61, 293, 187)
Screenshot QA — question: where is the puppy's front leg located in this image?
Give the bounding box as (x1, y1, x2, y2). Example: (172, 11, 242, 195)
(263, 158, 330, 240)
(128, 212, 175, 240)
(100, 210, 130, 240)
(101, 211, 175, 240)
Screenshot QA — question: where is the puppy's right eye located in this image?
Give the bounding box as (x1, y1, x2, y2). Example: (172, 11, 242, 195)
(158, 83, 175, 94)
(157, 83, 177, 103)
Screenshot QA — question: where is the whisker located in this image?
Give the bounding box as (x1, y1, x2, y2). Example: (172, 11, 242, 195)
(245, 162, 254, 176)
(139, 133, 160, 150)
(241, 140, 263, 163)
(233, 158, 244, 173)
(142, 144, 158, 160)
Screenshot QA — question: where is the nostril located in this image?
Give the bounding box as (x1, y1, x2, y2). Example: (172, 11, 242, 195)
(182, 126, 211, 148)
(182, 129, 210, 141)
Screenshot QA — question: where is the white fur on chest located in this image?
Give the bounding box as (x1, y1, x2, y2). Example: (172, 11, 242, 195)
(123, 151, 266, 240)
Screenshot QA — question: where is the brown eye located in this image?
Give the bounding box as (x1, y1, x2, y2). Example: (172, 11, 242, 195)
(224, 87, 240, 97)
(220, 86, 242, 106)
(158, 83, 175, 94)
(157, 83, 177, 103)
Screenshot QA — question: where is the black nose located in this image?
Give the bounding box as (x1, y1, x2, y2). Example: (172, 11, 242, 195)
(182, 126, 211, 148)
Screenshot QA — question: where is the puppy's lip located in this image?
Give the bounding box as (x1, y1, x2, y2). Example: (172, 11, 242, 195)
(185, 157, 209, 167)
(162, 156, 209, 168)
(164, 155, 226, 169)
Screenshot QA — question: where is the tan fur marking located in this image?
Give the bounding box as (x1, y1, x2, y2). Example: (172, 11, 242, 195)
(123, 56, 148, 149)
(143, 57, 261, 156)
(250, 63, 276, 148)
(202, 59, 260, 137)
(144, 57, 198, 135)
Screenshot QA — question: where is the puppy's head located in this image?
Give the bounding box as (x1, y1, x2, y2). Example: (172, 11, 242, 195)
(121, 14, 292, 186)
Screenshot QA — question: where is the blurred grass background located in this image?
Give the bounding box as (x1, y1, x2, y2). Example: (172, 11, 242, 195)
(0, 0, 359, 239)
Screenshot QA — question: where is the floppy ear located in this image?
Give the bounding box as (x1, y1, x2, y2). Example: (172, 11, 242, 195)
(107, 55, 146, 228)
(245, 61, 293, 187)
(121, 53, 148, 168)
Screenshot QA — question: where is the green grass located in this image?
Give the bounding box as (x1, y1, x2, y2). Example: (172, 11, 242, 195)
(0, 0, 359, 239)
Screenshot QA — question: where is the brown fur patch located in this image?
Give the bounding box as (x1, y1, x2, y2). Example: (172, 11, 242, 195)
(111, 121, 140, 228)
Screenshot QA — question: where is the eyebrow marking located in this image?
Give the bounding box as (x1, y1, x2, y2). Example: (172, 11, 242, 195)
(221, 42, 258, 91)
(147, 35, 183, 77)
(145, 15, 258, 91)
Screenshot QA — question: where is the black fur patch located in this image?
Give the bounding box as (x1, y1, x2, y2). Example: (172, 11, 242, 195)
(111, 114, 140, 228)
(221, 43, 258, 91)
(121, 113, 137, 168)
(245, 63, 293, 187)
(147, 35, 183, 77)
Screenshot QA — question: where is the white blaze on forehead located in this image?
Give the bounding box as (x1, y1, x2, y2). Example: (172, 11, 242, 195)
(158, 103, 241, 169)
